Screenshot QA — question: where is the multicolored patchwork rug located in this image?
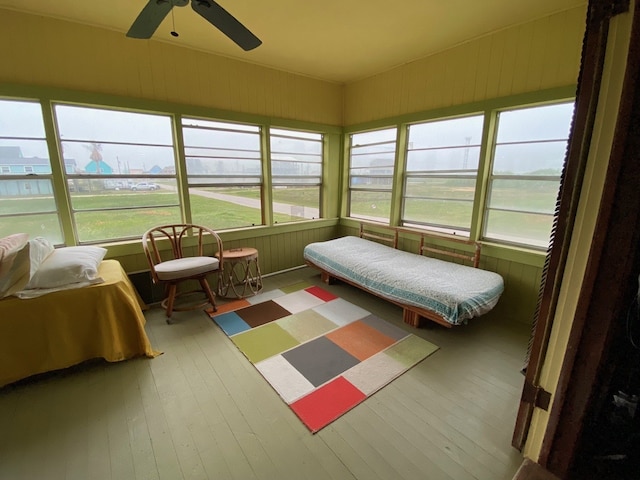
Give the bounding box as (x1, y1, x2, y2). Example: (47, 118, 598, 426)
(208, 281, 439, 433)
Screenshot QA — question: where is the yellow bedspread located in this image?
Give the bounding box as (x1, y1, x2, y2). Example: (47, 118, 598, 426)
(0, 259, 160, 388)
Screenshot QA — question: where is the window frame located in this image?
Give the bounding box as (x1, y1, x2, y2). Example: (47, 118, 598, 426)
(53, 102, 182, 244)
(401, 113, 485, 236)
(347, 127, 398, 224)
(269, 127, 324, 224)
(482, 100, 574, 249)
(0, 98, 65, 243)
(181, 116, 265, 230)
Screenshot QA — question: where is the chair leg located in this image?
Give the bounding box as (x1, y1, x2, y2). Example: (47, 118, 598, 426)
(165, 283, 177, 324)
(199, 278, 217, 312)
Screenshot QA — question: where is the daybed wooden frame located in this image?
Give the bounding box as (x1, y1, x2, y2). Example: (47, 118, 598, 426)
(306, 222, 484, 328)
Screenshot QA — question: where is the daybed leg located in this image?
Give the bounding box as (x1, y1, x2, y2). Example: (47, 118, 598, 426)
(320, 272, 335, 284)
(403, 309, 421, 328)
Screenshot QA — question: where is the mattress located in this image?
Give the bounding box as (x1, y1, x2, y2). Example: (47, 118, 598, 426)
(303, 236, 504, 325)
(0, 259, 160, 387)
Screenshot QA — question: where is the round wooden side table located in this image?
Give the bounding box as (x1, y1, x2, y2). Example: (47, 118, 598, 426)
(216, 247, 263, 298)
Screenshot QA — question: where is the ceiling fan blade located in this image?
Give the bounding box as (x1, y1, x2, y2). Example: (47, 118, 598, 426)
(127, 0, 174, 39)
(191, 0, 262, 51)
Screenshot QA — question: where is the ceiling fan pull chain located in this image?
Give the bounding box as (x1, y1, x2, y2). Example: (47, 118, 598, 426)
(170, 7, 179, 37)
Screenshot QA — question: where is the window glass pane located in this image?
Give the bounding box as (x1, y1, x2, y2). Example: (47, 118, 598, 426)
(271, 161, 322, 178)
(402, 115, 483, 234)
(484, 210, 554, 249)
(349, 190, 392, 223)
(492, 142, 567, 175)
(0, 99, 46, 138)
(189, 186, 262, 229)
(348, 128, 397, 220)
(352, 129, 397, 146)
(0, 180, 63, 243)
(69, 180, 179, 209)
(273, 186, 320, 222)
(75, 207, 182, 243)
(55, 104, 179, 243)
(0, 99, 63, 243)
(408, 115, 484, 149)
(403, 198, 472, 230)
(496, 103, 574, 143)
(56, 105, 173, 144)
(350, 151, 395, 169)
(183, 117, 263, 228)
(488, 178, 560, 214)
(406, 147, 480, 172)
(270, 128, 322, 223)
(60, 141, 176, 177)
(404, 177, 476, 200)
(484, 101, 574, 248)
(349, 175, 394, 189)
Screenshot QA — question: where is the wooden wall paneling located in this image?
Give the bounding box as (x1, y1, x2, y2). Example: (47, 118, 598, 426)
(460, 41, 481, 106)
(447, 48, 466, 107)
(485, 31, 507, 101)
(525, 17, 551, 93)
(472, 36, 493, 104)
(498, 27, 520, 98)
(511, 22, 535, 95)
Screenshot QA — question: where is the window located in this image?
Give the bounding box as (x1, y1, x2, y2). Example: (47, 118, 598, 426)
(182, 118, 262, 229)
(55, 104, 180, 243)
(348, 128, 397, 223)
(0, 99, 64, 243)
(403, 115, 484, 235)
(270, 128, 323, 223)
(484, 102, 574, 248)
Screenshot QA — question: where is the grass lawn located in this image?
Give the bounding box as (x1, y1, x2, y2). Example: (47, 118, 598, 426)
(2, 183, 554, 246)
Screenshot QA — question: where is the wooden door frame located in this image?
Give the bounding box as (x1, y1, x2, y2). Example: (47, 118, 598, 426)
(511, 0, 625, 451)
(540, 0, 640, 476)
(510, 0, 640, 477)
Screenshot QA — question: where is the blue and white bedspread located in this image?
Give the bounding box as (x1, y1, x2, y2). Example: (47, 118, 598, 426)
(303, 236, 504, 326)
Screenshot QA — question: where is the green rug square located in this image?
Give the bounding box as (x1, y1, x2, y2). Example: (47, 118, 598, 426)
(279, 281, 312, 294)
(276, 309, 338, 342)
(232, 322, 300, 363)
(385, 335, 439, 367)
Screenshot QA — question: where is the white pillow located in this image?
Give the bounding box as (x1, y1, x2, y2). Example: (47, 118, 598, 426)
(0, 233, 31, 299)
(26, 246, 107, 290)
(28, 236, 55, 280)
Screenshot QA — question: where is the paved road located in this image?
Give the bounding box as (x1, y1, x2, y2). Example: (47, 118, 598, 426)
(189, 187, 320, 219)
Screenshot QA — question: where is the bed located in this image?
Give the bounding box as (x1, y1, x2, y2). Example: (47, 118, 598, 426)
(0, 259, 159, 388)
(303, 224, 504, 328)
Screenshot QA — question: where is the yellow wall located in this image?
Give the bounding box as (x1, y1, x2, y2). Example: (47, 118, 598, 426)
(344, 6, 586, 125)
(0, 9, 343, 126)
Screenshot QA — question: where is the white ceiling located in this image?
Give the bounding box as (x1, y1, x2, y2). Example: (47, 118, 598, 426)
(0, 0, 586, 83)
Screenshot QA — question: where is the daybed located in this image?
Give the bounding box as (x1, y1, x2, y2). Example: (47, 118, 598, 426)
(0, 234, 159, 388)
(303, 224, 504, 328)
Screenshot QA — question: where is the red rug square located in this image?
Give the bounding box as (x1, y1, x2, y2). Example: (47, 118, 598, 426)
(305, 285, 338, 302)
(290, 376, 366, 433)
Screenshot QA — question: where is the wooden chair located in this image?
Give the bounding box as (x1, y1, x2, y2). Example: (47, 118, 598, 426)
(142, 224, 223, 324)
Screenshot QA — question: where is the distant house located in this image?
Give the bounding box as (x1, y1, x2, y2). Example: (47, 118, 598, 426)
(83, 159, 113, 174)
(0, 146, 77, 196)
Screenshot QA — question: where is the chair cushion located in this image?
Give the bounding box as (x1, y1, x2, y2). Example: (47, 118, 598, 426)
(155, 256, 220, 281)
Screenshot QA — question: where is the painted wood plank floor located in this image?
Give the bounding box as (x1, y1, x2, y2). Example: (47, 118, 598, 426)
(0, 266, 528, 480)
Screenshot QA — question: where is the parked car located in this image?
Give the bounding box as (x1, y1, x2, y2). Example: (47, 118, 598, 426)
(131, 182, 159, 191)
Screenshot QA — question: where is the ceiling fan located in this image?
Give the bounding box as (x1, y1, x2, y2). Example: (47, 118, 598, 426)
(126, 0, 262, 51)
